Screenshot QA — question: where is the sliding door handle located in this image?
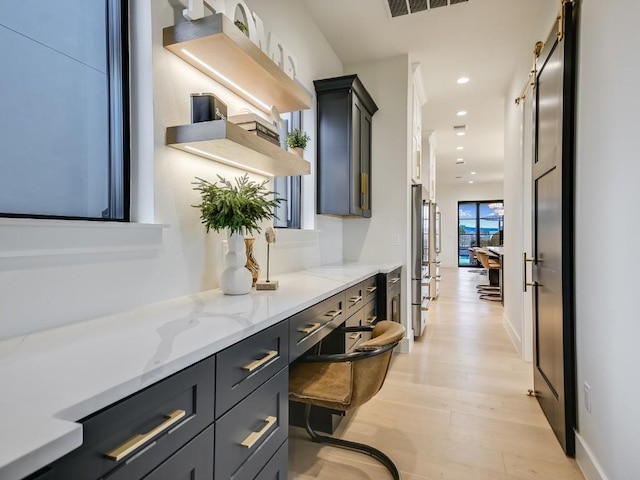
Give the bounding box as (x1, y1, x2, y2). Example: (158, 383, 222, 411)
(523, 252, 537, 292)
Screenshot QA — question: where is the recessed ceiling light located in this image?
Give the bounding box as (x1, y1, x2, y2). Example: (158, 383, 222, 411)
(470, 171, 477, 175)
(456, 131, 466, 136)
(456, 146, 464, 150)
(457, 77, 470, 84)
(468, 180, 474, 184)
(456, 111, 467, 117)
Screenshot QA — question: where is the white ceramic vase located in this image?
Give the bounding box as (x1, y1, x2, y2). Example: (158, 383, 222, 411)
(220, 231, 253, 295)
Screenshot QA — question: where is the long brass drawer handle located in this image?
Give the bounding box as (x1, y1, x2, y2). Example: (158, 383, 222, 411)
(366, 286, 377, 293)
(349, 333, 362, 341)
(324, 309, 342, 320)
(389, 278, 400, 284)
(349, 295, 363, 305)
(240, 415, 277, 449)
(299, 322, 321, 334)
(105, 409, 186, 461)
(242, 350, 278, 372)
(366, 315, 377, 324)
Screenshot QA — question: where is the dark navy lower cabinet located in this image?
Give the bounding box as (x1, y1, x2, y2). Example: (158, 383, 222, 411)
(139, 425, 214, 480)
(254, 441, 288, 480)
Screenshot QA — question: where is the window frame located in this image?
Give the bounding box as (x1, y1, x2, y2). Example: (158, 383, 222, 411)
(273, 111, 302, 229)
(0, 0, 130, 222)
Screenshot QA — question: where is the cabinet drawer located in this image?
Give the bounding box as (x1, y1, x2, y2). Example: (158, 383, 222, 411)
(52, 357, 215, 480)
(254, 440, 288, 480)
(384, 268, 402, 291)
(215, 368, 288, 480)
(139, 424, 214, 480)
(363, 299, 378, 327)
(289, 292, 345, 361)
(345, 308, 364, 352)
(362, 275, 378, 304)
(344, 282, 365, 318)
(216, 321, 289, 418)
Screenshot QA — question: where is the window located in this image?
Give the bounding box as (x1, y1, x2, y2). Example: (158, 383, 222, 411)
(0, 0, 130, 220)
(458, 201, 504, 267)
(273, 111, 302, 229)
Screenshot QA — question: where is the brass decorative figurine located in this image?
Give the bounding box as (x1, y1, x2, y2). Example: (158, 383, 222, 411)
(256, 227, 278, 290)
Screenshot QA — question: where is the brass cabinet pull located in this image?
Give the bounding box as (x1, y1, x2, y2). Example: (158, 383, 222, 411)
(105, 409, 186, 461)
(523, 252, 537, 292)
(366, 286, 377, 293)
(349, 295, 363, 305)
(324, 309, 342, 319)
(349, 332, 362, 341)
(242, 350, 278, 372)
(299, 322, 321, 334)
(240, 416, 277, 449)
(366, 315, 377, 324)
(389, 278, 400, 285)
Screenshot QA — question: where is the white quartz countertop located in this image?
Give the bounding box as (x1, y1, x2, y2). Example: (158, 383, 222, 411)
(0, 262, 401, 480)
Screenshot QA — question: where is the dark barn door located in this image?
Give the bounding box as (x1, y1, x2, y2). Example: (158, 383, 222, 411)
(531, 0, 578, 456)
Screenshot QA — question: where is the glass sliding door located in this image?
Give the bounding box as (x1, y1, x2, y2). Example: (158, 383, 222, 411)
(458, 201, 504, 267)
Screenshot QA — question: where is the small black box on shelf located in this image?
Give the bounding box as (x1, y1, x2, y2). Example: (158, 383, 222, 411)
(190, 93, 227, 123)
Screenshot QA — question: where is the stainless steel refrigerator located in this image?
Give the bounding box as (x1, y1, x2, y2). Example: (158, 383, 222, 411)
(411, 184, 430, 337)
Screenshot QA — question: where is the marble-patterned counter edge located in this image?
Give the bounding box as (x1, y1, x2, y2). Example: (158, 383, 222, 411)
(0, 262, 401, 480)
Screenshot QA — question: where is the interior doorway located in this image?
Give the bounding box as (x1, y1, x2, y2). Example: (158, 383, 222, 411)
(457, 200, 504, 267)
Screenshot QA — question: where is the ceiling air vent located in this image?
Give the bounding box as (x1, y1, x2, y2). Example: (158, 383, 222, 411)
(388, 0, 409, 17)
(385, 0, 468, 17)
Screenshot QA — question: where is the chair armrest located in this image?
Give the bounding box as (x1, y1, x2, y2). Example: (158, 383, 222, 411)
(297, 342, 398, 364)
(339, 325, 375, 333)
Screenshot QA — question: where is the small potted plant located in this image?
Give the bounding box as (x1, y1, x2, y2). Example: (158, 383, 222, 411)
(286, 128, 311, 157)
(192, 174, 281, 295)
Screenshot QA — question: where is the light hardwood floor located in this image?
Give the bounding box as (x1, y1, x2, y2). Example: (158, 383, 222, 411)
(288, 267, 584, 480)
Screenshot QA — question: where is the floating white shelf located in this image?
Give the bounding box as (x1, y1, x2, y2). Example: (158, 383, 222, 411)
(166, 120, 310, 177)
(163, 13, 311, 114)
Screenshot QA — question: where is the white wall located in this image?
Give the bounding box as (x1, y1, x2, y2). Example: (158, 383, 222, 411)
(436, 181, 504, 268)
(0, 0, 344, 339)
(343, 55, 413, 343)
(501, 0, 559, 360)
(573, 1, 640, 478)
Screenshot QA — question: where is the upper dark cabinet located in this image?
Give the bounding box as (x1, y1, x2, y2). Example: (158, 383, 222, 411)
(315, 75, 378, 217)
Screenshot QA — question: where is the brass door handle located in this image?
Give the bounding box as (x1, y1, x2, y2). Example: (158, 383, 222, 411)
(523, 252, 537, 292)
(366, 315, 377, 324)
(324, 309, 342, 320)
(242, 350, 278, 372)
(240, 416, 277, 449)
(390, 278, 400, 285)
(105, 409, 186, 461)
(299, 322, 321, 334)
(349, 295, 363, 305)
(349, 332, 362, 341)
(366, 286, 377, 293)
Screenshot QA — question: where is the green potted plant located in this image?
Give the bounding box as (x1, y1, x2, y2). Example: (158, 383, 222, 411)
(286, 128, 311, 157)
(192, 174, 281, 295)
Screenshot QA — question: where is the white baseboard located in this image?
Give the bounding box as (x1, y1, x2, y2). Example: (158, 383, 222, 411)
(576, 432, 608, 480)
(399, 335, 413, 353)
(502, 313, 522, 357)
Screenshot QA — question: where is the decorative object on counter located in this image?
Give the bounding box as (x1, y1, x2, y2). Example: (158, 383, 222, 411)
(190, 93, 227, 123)
(234, 19, 249, 36)
(228, 112, 280, 146)
(256, 227, 278, 290)
(244, 237, 259, 286)
(193, 174, 281, 295)
(286, 128, 310, 157)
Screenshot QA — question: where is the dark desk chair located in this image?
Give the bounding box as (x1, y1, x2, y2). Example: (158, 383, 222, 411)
(289, 321, 405, 479)
(476, 250, 502, 302)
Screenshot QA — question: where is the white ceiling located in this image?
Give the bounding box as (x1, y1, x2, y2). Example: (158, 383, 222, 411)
(302, 0, 556, 187)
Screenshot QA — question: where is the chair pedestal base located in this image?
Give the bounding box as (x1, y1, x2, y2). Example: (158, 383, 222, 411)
(302, 404, 401, 480)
